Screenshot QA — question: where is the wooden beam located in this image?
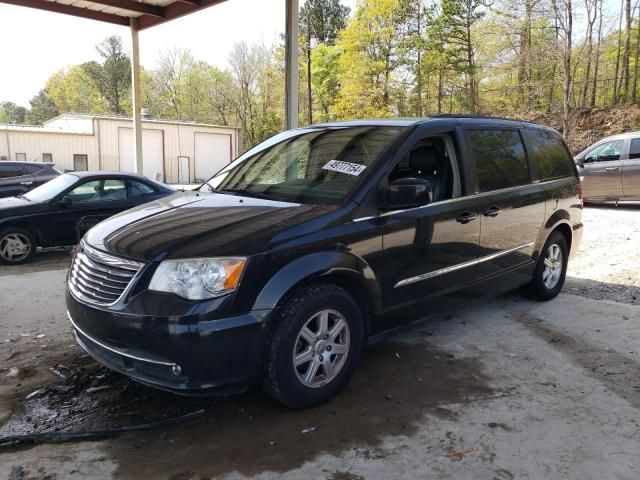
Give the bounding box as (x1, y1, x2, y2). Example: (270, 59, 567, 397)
(87, 0, 165, 17)
(137, 0, 226, 30)
(0, 0, 130, 25)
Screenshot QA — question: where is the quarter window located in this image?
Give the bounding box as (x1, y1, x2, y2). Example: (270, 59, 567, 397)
(0, 166, 24, 178)
(628, 138, 640, 159)
(468, 129, 529, 192)
(129, 180, 156, 197)
(584, 140, 623, 163)
(525, 129, 575, 180)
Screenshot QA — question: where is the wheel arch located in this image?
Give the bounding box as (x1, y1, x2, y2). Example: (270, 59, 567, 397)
(254, 251, 383, 340)
(0, 220, 42, 247)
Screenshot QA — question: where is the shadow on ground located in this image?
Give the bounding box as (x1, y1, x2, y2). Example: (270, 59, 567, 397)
(565, 276, 640, 305)
(0, 249, 71, 277)
(1, 336, 500, 478)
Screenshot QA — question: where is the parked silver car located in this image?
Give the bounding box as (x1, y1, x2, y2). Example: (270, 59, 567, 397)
(575, 132, 640, 203)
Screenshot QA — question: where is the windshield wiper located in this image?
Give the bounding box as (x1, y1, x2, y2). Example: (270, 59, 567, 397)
(218, 188, 280, 201)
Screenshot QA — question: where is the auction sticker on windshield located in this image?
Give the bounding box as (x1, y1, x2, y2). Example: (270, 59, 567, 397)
(322, 160, 367, 176)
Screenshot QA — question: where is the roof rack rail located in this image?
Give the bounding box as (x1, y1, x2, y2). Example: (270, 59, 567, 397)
(430, 114, 531, 123)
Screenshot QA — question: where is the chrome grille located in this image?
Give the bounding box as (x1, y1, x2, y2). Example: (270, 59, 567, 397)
(68, 242, 144, 306)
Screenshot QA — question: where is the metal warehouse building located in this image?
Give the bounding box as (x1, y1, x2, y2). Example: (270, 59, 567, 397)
(0, 114, 239, 184)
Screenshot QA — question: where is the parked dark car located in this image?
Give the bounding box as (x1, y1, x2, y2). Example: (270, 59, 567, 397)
(0, 161, 61, 198)
(66, 117, 583, 408)
(574, 131, 640, 203)
(0, 172, 175, 264)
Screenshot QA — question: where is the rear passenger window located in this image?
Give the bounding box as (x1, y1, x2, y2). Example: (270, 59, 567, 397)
(0, 166, 24, 179)
(468, 129, 529, 192)
(525, 129, 575, 180)
(629, 138, 640, 159)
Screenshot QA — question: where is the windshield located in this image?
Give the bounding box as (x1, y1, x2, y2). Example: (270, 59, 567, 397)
(204, 126, 406, 205)
(23, 174, 78, 202)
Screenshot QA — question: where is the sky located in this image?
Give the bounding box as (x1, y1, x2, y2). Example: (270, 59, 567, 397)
(0, 0, 616, 109)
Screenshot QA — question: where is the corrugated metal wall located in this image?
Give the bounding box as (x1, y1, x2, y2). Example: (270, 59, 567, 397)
(0, 117, 239, 183)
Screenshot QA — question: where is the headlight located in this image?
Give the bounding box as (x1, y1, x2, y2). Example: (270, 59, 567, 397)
(149, 258, 246, 300)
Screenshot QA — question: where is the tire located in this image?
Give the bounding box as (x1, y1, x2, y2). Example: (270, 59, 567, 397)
(263, 283, 364, 409)
(522, 231, 568, 301)
(0, 227, 36, 265)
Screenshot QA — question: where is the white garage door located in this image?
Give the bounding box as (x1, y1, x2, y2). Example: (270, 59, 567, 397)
(194, 133, 231, 182)
(118, 128, 164, 181)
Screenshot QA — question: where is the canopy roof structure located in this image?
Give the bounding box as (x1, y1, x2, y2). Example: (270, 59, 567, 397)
(0, 0, 299, 176)
(0, 0, 227, 30)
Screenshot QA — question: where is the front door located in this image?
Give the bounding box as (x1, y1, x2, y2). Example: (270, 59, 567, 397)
(581, 139, 624, 201)
(622, 138, 640, 199)
(381, 133, 481, 325)
(46, 178, 131, 246)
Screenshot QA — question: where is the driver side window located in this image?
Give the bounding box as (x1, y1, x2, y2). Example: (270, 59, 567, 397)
(388, 135, 460, 203)
(66, 179, 127, 203)
(584, 140, 624, 163)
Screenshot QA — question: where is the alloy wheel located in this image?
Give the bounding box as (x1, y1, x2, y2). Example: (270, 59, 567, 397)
(542, 243, 563, 289)
(292, 309, 351, 389)
(0, 233, 32, 263)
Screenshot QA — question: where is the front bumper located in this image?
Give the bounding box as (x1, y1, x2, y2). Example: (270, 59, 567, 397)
(67, 290, 272, 395)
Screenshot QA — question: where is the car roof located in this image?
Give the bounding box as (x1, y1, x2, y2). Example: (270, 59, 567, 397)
(0, 161, 56, 167)
(312, 115, 556, 132)
(67, 171, 151, 180)
(64, 171, 175, 190)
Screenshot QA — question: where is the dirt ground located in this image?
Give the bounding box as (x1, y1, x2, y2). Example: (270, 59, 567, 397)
(0, 205, 639, 479)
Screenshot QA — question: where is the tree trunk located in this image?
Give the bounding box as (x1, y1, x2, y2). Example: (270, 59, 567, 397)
(306, 10, 313, 125)
(613, 0, 624, 103)
(518, 1, 533, 106)
(632, 8, 640, 103)
(591, 0, 603, 107)
(416, 4, 423, 117)
(581, 0, 596, 106)
(621, 0, 632, 101)
(437, 69, 443, 114)
(466, 11, 476, 112)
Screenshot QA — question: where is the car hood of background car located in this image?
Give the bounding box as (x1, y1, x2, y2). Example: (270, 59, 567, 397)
(85, 190, 340, 262)
(0, 196, 47, 216)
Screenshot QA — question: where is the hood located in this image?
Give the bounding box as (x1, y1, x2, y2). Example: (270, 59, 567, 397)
(86, 191, 339, 262)
(0, 196, 46, 216)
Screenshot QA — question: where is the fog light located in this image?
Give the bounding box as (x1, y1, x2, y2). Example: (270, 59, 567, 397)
(172, 364, 182, 376)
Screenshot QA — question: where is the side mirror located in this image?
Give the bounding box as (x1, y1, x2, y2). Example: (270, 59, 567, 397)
(575, 157, 584, 167)
(58, 195, 72, 208)
(386, 177, 432, 210)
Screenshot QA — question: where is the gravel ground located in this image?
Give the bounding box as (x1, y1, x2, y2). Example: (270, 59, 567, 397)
(566, 204, 640, 305)
(0, 205, 639, 479)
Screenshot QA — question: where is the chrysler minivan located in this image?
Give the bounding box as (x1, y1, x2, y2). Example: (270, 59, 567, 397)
(66, 117, 583, 408)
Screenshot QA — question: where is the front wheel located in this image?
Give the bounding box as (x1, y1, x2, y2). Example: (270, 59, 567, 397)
(522, 231, 568, 301)
(263, 283, 364, 408)
(0, 227, 36, 265)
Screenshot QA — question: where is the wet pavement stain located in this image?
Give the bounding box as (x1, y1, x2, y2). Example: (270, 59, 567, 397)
(1, 339, 496, 478)
(109, 340, 495, 478)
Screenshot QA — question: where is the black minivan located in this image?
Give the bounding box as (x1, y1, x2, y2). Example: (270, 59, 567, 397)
(66, 117, 583, 408)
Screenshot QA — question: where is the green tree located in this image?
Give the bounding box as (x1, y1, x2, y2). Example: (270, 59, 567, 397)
(0, 101, 28, 124)
(82, 35, 131, 114)
(46, 66, 107, 114)
(433, 0, 492, 112)
(26, 89, 59, 124)
(332, 0, 413, 119)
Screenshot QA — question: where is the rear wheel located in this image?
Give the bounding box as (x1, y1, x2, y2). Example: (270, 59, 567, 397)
(0, 227, 36, 265)
(522, 231, 568, 301)
(263, 283, 364, 408)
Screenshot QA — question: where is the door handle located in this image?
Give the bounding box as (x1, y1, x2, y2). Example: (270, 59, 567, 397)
(483, 205, 502, 217)
(20, 181, 33, 186)
(456, 211, 478, 224)
(605, 167, 619, 171)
